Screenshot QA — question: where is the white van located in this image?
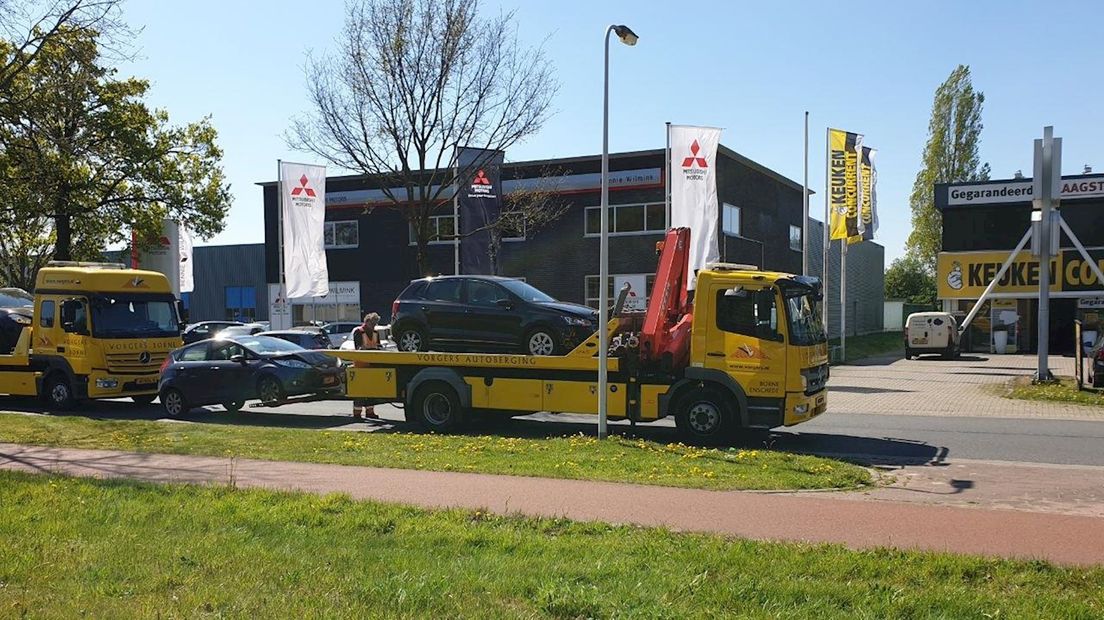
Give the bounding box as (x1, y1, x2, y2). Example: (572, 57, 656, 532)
(904, 312, 960, 359)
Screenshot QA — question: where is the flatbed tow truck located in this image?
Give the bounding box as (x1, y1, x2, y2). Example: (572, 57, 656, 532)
(0, 262, 183, 410)
(333, 228, 829, 443)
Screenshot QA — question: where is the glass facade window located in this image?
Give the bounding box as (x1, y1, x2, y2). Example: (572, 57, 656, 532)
(722, 203, 741, 236)
(789, 225, 802, 251)
(410, 214, 457, 245)
(225, 286, 257, 322)
(584, 204, 666, 235)
(324, 221, 359, 249)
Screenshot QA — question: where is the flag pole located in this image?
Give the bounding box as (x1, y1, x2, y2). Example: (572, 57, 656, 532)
(802, 111, 809, 276)
(841, 240, 847, 360)
(277, 159, 286, 330)
(453, 155, 460, 276)
(822, 128, 830, 334)
(665, 121, 672, 228)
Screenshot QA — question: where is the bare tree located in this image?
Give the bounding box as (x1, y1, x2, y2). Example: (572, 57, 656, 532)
(289, 0, 558, 274)
(0, 0, 127, 101)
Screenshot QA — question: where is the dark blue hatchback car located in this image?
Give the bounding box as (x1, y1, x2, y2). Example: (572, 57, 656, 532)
(158, 335, 343, 415)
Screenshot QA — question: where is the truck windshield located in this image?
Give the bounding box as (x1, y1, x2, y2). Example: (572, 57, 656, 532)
(90, 295, 179, 339)
(783, 289, 826, 346)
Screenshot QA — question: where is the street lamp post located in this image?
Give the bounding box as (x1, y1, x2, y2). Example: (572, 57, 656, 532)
(599, 24, 637, 440)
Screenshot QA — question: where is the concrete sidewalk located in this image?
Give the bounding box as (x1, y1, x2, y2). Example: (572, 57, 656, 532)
(3, 442, 1104, 566)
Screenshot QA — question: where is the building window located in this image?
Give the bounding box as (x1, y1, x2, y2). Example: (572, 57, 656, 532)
(225, 286, 257, 322)
(722, 203, 741, 236)
(410, 213, 457, 245)
(789, 225, 802, 252)
(585, 274, 656, 309)
(584, 203, 666, 236)
(500, 207, 525, 241)
(324, 221, 358, 249)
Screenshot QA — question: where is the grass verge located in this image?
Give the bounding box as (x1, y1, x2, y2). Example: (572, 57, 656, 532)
(994, 375, 1104, 408)
(0, 412, 870, 491)
(1, 472, 1102, 618)
(830, 331, 903, 364)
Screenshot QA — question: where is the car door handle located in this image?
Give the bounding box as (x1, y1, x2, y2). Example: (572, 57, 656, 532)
(707, 352, 725, 357)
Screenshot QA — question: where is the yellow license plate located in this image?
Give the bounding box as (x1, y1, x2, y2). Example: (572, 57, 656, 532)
(136, 376, 158, 385)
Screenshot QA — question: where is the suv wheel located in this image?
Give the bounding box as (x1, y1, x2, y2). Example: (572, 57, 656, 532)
(525, 329, 558, 356)
(396, 327, 426, 352)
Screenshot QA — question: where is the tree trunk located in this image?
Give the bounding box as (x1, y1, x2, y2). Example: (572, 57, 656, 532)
(415, 238, 429, 277)
(54, 214, 72, 261)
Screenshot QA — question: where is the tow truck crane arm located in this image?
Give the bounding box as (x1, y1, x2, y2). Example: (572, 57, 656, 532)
(639, 227, 693, 371)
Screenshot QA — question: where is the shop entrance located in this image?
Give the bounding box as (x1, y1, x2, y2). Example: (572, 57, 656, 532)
(1049, 298, 1077, 355)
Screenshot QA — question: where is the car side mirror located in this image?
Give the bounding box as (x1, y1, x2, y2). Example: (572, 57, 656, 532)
(496, 299, 513, 310)
(230, 354, 246, 365)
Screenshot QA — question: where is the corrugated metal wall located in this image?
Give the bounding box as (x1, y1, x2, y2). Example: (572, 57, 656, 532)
(808, 219, 885, 339)
(188, 244, 268, 322)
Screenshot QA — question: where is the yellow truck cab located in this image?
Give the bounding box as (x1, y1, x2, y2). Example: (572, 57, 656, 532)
(334, 229, 829, 444)
(0, 262, 184, 409)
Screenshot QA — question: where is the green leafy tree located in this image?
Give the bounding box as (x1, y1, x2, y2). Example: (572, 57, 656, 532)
(885, 254, 937, 307)
(0, 25, 230, 270)
(907, 65, 990, 272)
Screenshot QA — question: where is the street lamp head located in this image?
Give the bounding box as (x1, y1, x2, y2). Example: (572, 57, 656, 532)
(613, 25, 638, 46)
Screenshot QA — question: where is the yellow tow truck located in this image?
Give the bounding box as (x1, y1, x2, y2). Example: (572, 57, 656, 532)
(334, 229, 828, 443)
(0, 262, 183, 410)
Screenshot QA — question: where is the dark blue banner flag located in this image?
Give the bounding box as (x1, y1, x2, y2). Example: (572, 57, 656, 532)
(457, 147, 505, 275)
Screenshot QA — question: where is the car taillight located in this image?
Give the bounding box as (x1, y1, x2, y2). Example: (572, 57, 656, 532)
(391, 300, 400, 319)
(159, 356, 172, 373)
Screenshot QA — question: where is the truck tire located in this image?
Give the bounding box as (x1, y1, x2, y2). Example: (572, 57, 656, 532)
(674, 386, 738, 446)
(44, 374, 77, 411)
(904, 348, 913, 360)
(410, 381, 466, 433)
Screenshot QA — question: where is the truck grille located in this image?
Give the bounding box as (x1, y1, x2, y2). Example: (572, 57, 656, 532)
(105, 351, 168, 374)
(802, 363, 829, 395)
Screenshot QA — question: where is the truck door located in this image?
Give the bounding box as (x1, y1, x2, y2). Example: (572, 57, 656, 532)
(704, 284, 787, 400)
(58, 298, 91, 370)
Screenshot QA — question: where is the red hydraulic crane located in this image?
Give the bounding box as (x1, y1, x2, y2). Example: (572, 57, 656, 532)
(639, 227, 694, 371)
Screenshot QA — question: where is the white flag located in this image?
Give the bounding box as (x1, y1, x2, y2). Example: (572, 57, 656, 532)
(280, 161, 329, 298)
(669, 125, 722, 290)
(178, 225, 194, 294)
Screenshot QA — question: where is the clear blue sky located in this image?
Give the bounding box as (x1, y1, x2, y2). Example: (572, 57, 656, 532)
(119, 0, 1102, 264)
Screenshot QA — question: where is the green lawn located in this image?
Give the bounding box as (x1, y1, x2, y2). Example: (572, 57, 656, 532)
(831, 331, 903, 364)
(1, 472, 1101, 619)
(996, 376, 1104, 408)
(0, 412, 871, 491)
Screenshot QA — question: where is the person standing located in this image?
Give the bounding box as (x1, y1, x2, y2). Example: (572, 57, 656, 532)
(351, 313, 381, 420)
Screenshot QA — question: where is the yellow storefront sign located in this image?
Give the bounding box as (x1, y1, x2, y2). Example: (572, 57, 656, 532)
(937, 251, 1061, 298)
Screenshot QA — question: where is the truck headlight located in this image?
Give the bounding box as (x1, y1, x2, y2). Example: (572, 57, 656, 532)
(794, 403, 809, 415)
(96, 378, 119, 389)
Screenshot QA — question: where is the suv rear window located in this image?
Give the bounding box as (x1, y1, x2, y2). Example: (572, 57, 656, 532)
(399, 281, 428, 300)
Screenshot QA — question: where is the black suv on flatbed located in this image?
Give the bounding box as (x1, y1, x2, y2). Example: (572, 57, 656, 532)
(390, 276, 599, 355)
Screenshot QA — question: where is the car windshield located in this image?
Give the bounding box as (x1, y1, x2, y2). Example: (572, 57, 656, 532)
(500, 279, 555, 303)
(783, 288, 826, 346)
(0, 288, 33, 308)
(90, 295, 179, 339)
(235, 335, 306, 355)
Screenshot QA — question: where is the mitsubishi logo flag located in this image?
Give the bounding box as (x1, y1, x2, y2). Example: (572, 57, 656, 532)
(669, 125, 722, 289)
(279, 161, 329, 298)
(456, 147, 505, 275)
(827, 128, 864, 241)
(134, 219, 191, 296)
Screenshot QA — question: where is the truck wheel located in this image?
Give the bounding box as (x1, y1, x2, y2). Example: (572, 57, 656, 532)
(44, 374, 76, 411)
(410, 382, 465, 433)
(524, 328, 559, 356)
(395, 327, 427, 352)
(161, 388, 189, 417)
(130, 394, 157, 406)
(904, 348, 913, 360)
(674, 387, 737, 445)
